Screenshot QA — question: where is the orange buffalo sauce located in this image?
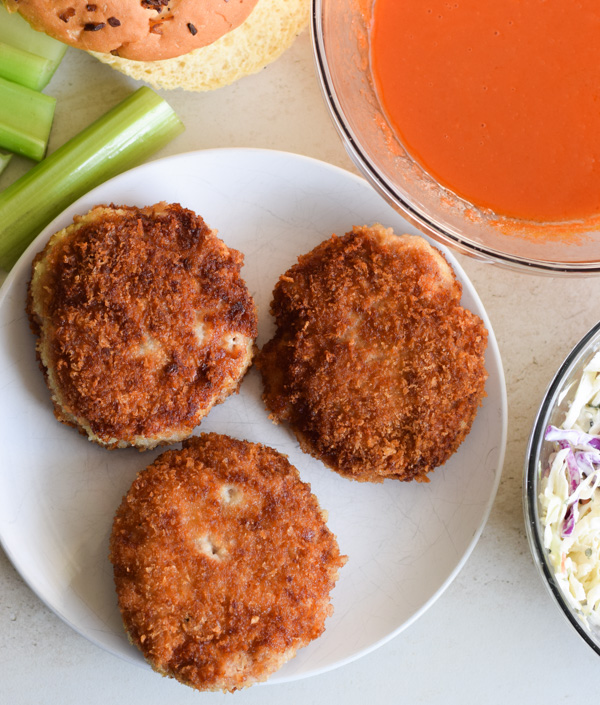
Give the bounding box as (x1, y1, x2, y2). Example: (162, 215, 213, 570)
(371, 0, 600, 222)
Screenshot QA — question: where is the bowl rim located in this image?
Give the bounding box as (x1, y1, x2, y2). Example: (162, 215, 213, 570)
(524, 319, 600, 656)
(310, 0, 600, 275)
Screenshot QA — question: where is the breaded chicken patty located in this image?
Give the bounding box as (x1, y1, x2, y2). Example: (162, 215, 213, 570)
(257, 224, 488, 483)
(27, 203, 257, 450)
(110, 433, 346, 692)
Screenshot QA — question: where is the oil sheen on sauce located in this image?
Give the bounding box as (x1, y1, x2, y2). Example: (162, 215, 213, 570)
(370, 0, 600, 222)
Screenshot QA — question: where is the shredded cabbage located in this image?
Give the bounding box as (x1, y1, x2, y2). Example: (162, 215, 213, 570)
(539, 351, 600, 630)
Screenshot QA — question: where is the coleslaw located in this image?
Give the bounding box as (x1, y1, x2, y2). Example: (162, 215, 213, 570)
(539, 351, 600, 630)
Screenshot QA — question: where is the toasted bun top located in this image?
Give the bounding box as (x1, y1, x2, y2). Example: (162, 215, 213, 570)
(4, 0, 259, 61)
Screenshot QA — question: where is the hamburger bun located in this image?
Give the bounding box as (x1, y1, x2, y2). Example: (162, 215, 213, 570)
(3, 0, 259, 61)
(91, 0, 309, 91)
(5, 0, 310, 91)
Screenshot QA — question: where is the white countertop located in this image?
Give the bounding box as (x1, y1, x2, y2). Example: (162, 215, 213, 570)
(2, 29, 599, 705)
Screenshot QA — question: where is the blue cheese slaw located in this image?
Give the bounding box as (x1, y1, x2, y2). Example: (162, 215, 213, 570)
(539, 351, 600, 630)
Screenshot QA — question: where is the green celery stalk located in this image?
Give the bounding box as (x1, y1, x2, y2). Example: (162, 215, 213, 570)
(0, 151, 12, 176)
(0, 86, 184, 270)
(0, 76, 56, 160)
(0, 4, 67, 89)
(0, 41, 58, 91)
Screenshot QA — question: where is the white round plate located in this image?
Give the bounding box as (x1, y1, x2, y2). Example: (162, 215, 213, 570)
(0, 149, 506, 683)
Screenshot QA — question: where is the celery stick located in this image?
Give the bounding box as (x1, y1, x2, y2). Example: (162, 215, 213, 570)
(0, 5, 67, 88)
(0, 41, 56, 91)
(0, 76, 56, 160)
(0, 151, 12, 176)
(0, 87, 184, 270)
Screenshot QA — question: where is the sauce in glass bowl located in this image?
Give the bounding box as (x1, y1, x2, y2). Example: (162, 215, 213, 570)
(371, 0, 600, 222)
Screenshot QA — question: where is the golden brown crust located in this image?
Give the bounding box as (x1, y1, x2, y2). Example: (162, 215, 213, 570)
(5, 0, 259, 61)
(256, 224, 488, 483)
(110, 433, 346, 692)
(27, 203, 257, 449)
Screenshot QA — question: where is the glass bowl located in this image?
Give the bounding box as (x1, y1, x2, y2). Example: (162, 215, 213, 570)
(312, 0, 600, 274)
(524, 321, 600, 656)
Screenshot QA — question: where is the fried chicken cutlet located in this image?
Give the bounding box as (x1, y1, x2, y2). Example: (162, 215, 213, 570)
(110, 433, 346, 692)
(27, 203, 257, 450)
(257, 224, 488, 483)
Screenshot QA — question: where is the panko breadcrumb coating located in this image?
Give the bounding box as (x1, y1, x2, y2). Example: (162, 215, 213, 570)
(27, 203, 257, 450)
(257, 224, 488, 483)
(110, 433, 346, 692)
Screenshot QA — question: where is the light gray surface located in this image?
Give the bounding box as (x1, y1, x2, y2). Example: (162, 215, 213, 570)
(1, 30, 599, 704)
